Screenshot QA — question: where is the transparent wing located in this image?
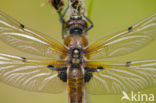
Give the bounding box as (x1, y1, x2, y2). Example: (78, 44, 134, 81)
(85, 60, 156, 94)
(0, 10, 67, 58)
(0, 53, 67, 93)
(85, 13, 156, 59)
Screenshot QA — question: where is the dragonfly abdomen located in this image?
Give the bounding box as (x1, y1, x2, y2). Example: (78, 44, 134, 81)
(67, 67, 85, 103)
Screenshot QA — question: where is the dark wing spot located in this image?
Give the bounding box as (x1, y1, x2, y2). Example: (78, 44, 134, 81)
(96, 66, 104, 72)
(58, 69, 67, 82)
(84, 71, 93, 82)
(128, 26, 133, 32)
(84, 67, 97, 72)
(84, 67, 96, 82)
(47, 65, 55, 70)
(21, 57, 26, 62)
(126, 61, 131, 67)
(20, 24, 25, 29)
(97, 66, 104, 70)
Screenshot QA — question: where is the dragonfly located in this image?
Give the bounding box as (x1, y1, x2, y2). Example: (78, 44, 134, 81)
(0, 0, 156, 103)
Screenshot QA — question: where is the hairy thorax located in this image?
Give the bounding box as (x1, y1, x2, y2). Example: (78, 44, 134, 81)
(64, 34, 88, 67)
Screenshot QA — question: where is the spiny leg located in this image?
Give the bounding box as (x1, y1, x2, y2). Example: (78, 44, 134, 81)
(83, 15, 94, 32)
(58, 4, 69, 39)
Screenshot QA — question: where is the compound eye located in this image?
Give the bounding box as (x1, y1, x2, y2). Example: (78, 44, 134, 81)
(70, 28, 83, 34)
(77, 16, 82, 19)
(70, 16, 74, 20)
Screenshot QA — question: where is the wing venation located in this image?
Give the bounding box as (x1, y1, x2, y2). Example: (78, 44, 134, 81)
(0, 53, 67, 93)
(86, 13, 156, 59)
(85, 60, 156, 94)
(0, 10, 67, 59)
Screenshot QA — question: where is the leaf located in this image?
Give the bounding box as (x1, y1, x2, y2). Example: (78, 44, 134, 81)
(88, 0, 94, 19)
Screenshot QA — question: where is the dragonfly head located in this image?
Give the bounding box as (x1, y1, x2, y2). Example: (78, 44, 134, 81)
(65, 15, 88, 35)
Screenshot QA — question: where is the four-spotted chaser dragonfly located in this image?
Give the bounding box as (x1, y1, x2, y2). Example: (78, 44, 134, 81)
(0, 1, 156, 103)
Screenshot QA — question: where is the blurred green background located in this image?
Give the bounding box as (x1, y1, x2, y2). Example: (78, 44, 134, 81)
(0, 0, 156, 103)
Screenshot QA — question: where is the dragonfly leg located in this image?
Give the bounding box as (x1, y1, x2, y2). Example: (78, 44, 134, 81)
(83, 15, 94, 32)
(58, 4, 69, 25)
(59, 3, 69, 39)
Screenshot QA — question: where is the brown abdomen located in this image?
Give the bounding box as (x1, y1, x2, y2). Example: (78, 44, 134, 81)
(67, 67, 85, 103)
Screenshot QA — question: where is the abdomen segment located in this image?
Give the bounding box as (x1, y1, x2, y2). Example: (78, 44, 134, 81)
(67, 67, 85, 103)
